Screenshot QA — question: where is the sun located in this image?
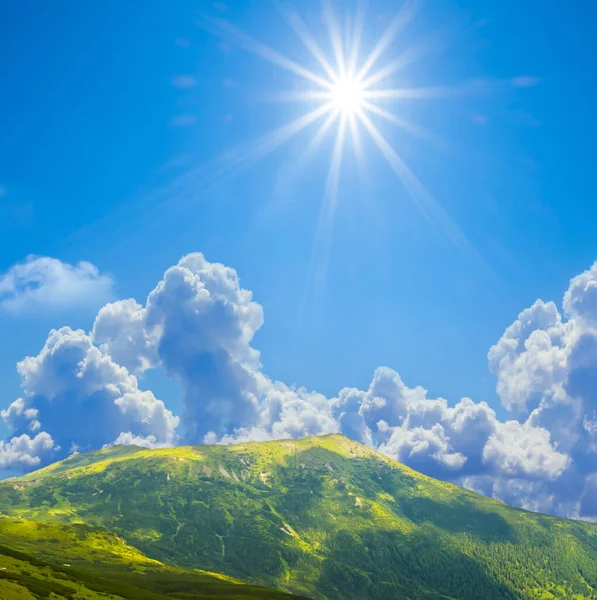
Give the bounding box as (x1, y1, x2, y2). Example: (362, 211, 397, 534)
(196, 1, 481, 295)
(329, 77, 365, 114)
(196, 0, 445, 190)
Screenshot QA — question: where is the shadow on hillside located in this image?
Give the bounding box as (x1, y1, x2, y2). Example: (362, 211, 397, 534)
(399, 496, 515, 543)
(317, 527, 518, 600)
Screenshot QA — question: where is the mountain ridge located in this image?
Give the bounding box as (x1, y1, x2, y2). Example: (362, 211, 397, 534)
(2, 433, 597, 599)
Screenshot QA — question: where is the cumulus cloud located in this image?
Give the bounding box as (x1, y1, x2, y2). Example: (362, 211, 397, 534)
(484, 261, 597, 517)
(0, 256, 114, 313)
(138, 254, 340, 445)
(214, 380, 339, 445)
(563, 262, 597, 324)
(6, 252, 597, 521)
(333, 371, 500, 480)
(144, 253, 264, 441)
(92, 299, 157, 376)
(1, 398, 39, 431)
(379, 423, 467, 473)
(1, 326, 178, 466)
(0, 432, 56, 471)
(488, 300, 572, 415)
(482, 420, 569, 480)
(1, 253, 338, 469)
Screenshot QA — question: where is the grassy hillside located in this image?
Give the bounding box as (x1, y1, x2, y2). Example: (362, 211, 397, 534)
(0, 519, 305, 599)
(1, 434, 597, 599)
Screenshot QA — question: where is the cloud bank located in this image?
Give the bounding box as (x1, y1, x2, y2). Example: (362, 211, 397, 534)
(3, 252, 597, 520)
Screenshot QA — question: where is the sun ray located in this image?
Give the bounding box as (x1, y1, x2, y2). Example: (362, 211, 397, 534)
(270, 90, 333, 103)
(303, 113, 348, 310)
(348, 111, 367, 176)
(146, 102, 335, 218)
(355, 107, 485, 265)
(347, 0, 367, 75)
(360, 100, 445, 146)
(355, 0, 418, 83)
(79, 2, 495, 295)
(363, 80, 492, 101)
(324, 113, 348, 218)
(359, 31, 446, 89)
(196, 15, 335, 91)
(258, 108, 343, 229)
(191, 2, 491, 307)
(277, 108, 341, 186)
(301, 109, 342, 163)
(322, 0, 347, 78)
(277, 2, 339, 83)
(208, 102, 335, 182)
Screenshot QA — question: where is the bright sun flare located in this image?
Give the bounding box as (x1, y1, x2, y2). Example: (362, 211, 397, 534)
(197, 1, 480, 295)
(197, 0, 450, 202)
(330, 77, 365, 114)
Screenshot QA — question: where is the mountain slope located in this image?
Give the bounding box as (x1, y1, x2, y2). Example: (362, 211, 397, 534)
(0, 519, 305, 599)
(1, 434, 597, 599)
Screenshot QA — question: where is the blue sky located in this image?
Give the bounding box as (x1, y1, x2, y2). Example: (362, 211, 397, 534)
(2, 0, 597, 517)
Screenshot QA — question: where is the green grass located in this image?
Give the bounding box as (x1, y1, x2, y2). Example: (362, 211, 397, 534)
(0, 519, 306, 599)
(2, 434, 597, 599)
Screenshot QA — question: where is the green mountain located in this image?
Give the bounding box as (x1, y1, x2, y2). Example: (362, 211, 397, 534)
(1, 434, 597, 600)
(0, 519, 304, 600)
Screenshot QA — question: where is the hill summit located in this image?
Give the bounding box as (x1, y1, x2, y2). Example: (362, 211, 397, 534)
(2, 434, 597, 599)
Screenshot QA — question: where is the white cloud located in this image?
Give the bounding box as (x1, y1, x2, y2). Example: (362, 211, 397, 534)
(333, 369, 500, 479)
(0, 256, 114, 313)
(563, 262, 597, 324)
(482, 420, 570, 479)
(487, 300, 571, 415)
(2, 326, 178, 465)
(484, 261, 597, 517)
(7, 253, 597, 521)
(111, 432, 171, 449)
(214, 379, 339, 445)
(379, 423, 467, 472)
(92, 299, 157, 376)
(144, 253, 264, 441)
(0, 432, 56, 471)
(1, 398, 38, 430)
(114, 391, 178, 443)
